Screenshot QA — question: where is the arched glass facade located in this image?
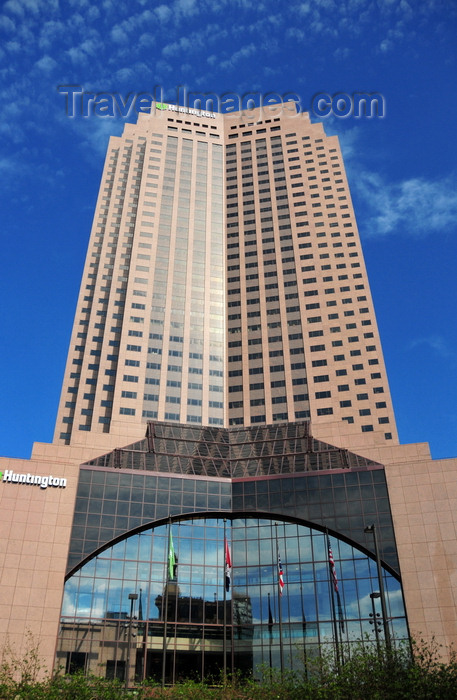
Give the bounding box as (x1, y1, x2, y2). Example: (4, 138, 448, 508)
(57, 516, 408, 683)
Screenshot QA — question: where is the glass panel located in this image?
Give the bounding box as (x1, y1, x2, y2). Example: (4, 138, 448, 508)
(58, 516, 408, 683)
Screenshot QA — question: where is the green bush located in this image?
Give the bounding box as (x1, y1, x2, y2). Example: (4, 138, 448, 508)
(1, 635, 457, 700)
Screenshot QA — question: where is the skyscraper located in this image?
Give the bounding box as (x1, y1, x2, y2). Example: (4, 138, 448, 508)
(54, 102, 397, 457)
(1, 101, 457, 681)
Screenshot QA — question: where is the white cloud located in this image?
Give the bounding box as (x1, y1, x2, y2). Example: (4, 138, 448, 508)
(34, 54, 57, 73)
(174, 0, 198, 18)
(379, 39, 392, 52)
(138, 32, 156, 48)
(162, 36, 193, 58)
(0, 14, 16, 31)
(354, 171, 457, 238)
(114, 66, 136, 83)
(219, 43, 256, 70)
(409, 336, 455, 360)
(0, 154, 21, 173)
(38, 19, 66, 50)
(154, 4, 172, 23)
(286, 27, 305, 40)
(111, 24, 128, 44)
(5, 40, 22, 53)
(69, 118, 124, 161)
(87, 4, 100, 21)
(3, 0, 24, 17)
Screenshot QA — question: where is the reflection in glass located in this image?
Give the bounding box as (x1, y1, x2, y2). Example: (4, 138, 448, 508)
(57, 517, 408, 684)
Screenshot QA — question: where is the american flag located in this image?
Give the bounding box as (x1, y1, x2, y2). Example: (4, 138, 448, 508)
(225, 537, 232, 592)
(278, 553, 285, 596)
(327, 537, 339, 593)
(328, 536, 345, 632)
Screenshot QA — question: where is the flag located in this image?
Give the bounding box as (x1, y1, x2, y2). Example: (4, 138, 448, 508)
(168, 530, 176, 580)
(278, 553, 285, 596)
(225, 537, 232, 592)
(327, 537, 339, 593)
(328, 537, 345, 633)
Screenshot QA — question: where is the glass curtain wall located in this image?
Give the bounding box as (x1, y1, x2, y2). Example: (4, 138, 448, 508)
(57, 517, 408, 683)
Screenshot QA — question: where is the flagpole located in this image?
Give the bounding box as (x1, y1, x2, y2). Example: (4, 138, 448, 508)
(329, 567, 340, 669)
(275, 522, 284, 678)
(171, 524, 179, 685)
(161, 520, 171, 688)
(299, 579, 308, 679)
(138, 587, 145, 682)
(326, 531, 341, 670)
(223, 517, 227, 684)
(267, 592, 273, 680)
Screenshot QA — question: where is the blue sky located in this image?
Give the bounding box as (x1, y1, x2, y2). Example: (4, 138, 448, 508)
(0, 0, 456, 460)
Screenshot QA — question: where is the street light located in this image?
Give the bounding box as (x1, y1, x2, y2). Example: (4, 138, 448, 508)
(364, 524, 391, 652)
(125, 593, 138, 690)
(369, 591, 382, 653)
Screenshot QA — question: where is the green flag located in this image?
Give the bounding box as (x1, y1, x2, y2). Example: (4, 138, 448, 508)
(168, 531, 176, 580)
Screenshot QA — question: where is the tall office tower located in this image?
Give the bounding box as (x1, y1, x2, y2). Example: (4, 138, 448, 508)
(54, 102, 397, 455)
(4, 101, 457, 680)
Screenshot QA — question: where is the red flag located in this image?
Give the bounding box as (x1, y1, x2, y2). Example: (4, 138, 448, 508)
(225, 538, 232, 592)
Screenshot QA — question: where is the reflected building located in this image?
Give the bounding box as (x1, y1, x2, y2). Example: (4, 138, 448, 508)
(2, 101, 457, 682)
(55, 424, 409, 682)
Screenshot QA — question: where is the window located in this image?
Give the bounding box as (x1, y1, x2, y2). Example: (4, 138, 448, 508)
(120, 407, 135, 415)
(315, 391, 331, 399)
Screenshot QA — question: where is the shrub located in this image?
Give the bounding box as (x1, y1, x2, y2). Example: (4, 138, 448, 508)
(1, 635, 457, 699)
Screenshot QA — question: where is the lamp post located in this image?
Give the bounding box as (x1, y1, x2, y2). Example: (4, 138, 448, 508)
(369, 591, 381, 653)
(364, 524, 391, 652)
(125, 593, 138, 689)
